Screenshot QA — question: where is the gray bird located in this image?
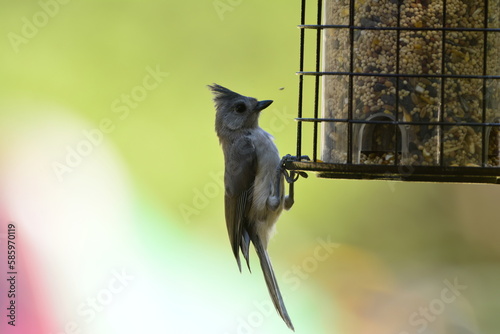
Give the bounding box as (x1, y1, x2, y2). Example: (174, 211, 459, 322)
(209, 84, 295, 330)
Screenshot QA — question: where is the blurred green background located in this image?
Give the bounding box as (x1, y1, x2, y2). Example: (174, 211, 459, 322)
(1, 1, 499, 333)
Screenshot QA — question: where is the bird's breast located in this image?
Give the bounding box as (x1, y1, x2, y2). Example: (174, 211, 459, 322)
(248, 129, 283, 222)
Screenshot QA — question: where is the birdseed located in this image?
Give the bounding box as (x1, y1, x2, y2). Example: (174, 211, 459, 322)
(322, 0, 500, 167)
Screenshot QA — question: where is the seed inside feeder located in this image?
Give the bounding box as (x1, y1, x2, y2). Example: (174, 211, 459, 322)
(322, 0, 500, 167)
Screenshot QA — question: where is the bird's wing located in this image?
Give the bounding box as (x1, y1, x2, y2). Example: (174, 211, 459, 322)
(224, 135, 256, 272)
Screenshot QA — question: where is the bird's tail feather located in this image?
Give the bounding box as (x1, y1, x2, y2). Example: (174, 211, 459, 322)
(252, 237, 294, 331)
(241, 229, 251, 272)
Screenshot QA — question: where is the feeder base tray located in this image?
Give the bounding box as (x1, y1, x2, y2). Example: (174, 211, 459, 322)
(285, 161, 500, 184)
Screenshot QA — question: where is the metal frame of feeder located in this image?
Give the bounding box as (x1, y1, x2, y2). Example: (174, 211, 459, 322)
(285, 0, 500, 184)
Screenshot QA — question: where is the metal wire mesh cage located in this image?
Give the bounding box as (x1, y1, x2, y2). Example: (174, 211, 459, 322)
(287, 0, 500, 183)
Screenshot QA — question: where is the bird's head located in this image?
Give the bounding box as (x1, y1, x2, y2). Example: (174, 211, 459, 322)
(209, 84, 273, 137)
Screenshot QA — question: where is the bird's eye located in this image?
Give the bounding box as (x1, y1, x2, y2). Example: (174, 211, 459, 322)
(234, 103, 246, 113)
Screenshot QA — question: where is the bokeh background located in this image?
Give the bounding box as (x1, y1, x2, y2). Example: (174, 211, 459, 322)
(0, 1, 499, 333)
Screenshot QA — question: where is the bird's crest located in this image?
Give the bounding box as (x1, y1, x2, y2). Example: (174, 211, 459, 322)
(208, 84, 242, 102)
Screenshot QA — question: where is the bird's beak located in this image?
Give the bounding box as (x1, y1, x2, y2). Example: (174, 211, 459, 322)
(255, 100, 273, 112)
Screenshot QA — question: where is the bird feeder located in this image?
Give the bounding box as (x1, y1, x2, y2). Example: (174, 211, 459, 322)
(286, 0, 500, 184)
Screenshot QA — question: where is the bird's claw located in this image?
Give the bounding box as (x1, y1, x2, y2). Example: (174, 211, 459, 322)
(278, 155, 310, 184)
